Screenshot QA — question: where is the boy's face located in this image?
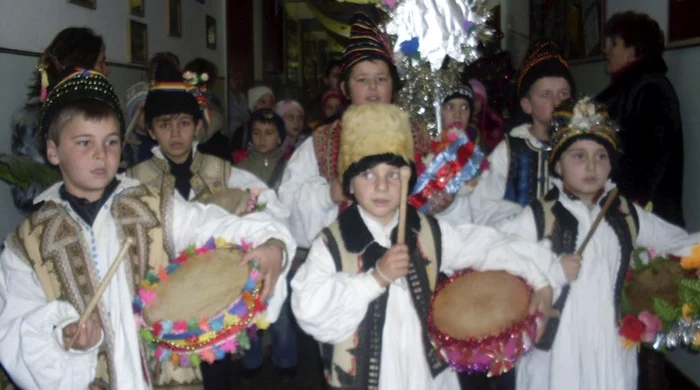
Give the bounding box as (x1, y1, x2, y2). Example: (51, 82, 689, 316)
(341, 60, 393, 105)
(350, 162, 402, 226)
(282, 108, 304, 138)
(254, 93, 275, 111)
(555, 139, 611, 202)
(323, 97, 341, 118)
(46, 115, 121, 202)
(148, 113, 200, 164)
(251, 121, 281, 154)
(441, 97, 471, 131)
(521, 77, 571, 134)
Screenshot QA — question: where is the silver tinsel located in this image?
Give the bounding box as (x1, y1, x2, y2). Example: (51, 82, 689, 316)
(651, 319, 700, 351)
(380, 0, 494, 138)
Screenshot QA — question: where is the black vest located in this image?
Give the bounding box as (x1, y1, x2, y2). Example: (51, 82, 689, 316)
(504, 135, 550, 207)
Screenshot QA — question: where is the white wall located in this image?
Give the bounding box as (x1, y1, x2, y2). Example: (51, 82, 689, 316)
(0, 0, 227, 238)
(503, 0, 700, 384)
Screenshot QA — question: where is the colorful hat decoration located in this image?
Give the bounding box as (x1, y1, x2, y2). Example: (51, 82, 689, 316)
(517, 40, 575, 98)
(340, 13, 396, 79)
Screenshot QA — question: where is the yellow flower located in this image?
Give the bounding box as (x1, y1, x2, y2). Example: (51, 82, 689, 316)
(683, 304, 694, 321)
(255, 315, 270, 330)
(620, 336, 641, 350)
(680, 245, 700, 270)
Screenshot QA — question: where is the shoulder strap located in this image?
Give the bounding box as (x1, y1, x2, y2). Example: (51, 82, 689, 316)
(321, 227, 343, 272)
(267, 158, 286, 190)
(424, 214, 442, 272)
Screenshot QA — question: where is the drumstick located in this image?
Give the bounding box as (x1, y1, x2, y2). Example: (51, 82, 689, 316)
(575, 187, 619, 256)
(65, 238, 133, 350)
(536, 188, 619, 350)
(397, 166, 412, 245)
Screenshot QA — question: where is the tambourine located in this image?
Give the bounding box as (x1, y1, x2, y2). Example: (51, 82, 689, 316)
(133, 237, 268, 367)
(428, 269, 539, 376)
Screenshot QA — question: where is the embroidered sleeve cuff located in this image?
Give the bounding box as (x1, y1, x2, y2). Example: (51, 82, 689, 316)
(360, 270, 387, 301)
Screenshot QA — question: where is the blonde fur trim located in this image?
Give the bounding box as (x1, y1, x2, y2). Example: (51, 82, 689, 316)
(338, 103, 413, 178)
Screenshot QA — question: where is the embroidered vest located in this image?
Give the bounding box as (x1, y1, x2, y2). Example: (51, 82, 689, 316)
(504, 135, 550, 207)
(6, 185, 205, 389)
(313, 120, 432, 181)
(318, 204, 446, 389)
(530, 187, 639, 318)
(127, 152, 231, 201)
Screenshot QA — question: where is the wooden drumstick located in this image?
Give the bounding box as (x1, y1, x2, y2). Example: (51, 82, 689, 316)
(575, 188, 619, 256)
(65, 237, 133, 350)
(397, 166, 412, 245)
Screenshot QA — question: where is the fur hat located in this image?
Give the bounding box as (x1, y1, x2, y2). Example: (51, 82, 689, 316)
(247, 86, 274, 112)
(40, 69, 124, 143)
(338, 103, 413, 184)
(518, 40, 575, 98)
(340, 13, 396, 81)
(548, 96, 619, 174)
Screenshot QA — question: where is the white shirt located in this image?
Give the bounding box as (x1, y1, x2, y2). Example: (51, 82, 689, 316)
(292, 206, 556, 390)
(0, 176, 296, 390)
(500, 180, 695, 390)
(470, 123, 549, 227)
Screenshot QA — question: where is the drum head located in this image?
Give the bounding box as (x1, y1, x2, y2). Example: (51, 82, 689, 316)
(142, 247, 249, 324)
(432, 270, 530, 339)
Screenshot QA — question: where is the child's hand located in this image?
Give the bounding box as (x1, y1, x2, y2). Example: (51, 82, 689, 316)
(560, 254, 582, 281)
(428, 192, 455, 216)
(241, 239, 286, 301)
(330, 178, 348, 204)
(63, 313, 102, 351)
(528, 286, 553, 342)
(373, 244, 410, 287)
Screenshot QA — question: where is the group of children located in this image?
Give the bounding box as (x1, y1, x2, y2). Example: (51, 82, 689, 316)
(0, 12, 696, 390)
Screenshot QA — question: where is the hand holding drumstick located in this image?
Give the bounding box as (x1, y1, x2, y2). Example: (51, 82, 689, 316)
(373, 167, 412, 287)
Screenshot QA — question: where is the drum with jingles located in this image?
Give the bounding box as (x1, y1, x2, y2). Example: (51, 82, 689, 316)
(133, 238, 268, 367)
(428, 268, 540, 377)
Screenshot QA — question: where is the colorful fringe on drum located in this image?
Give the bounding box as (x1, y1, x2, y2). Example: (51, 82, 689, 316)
(133, 237, 269, 367)
(409, 132, 485, 213)
(427, 269, 539, 377)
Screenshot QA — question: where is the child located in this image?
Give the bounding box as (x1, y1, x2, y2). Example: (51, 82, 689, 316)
(235, 109, 288, 190)
(0, 69, 296, 389)
(470, 41, 575, 227)
(274, 100, 311, 153)
(500, 97, 694, 390)
(411, 84, 482, 223)
(291, 103, 555, 390)
(126, 57, 288, 219)
(321, 90, 344, 120)
(122, 81, 155, 167)
(278, 13, 436, 249)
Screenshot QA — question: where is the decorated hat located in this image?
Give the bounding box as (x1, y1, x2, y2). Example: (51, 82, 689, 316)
(274, 99, 304, 118)
(338, 103, 413, 187)
(548, 96, 619, 172)
(441, 84, 475, 109)
(145, 57, 208, 125)
(518, 40, 575, 98)
(340, 13, 396, 80)
(40, 68, 124, 143)
(248, 86, 275, 112)
(247, 108, 286, 143)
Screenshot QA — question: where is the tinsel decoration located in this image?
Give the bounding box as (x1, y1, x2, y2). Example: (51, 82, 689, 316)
(379, 0, 494, 137)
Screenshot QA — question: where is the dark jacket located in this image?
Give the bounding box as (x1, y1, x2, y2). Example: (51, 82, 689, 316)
(596, 57, 685, 227)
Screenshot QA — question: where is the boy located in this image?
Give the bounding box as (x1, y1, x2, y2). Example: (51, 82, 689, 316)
(126, 58, 288, 219)
(235, 110, 288, 197)
(470, 41, 575, 227)
(0, 69, 296, 389)
(500, 97, 694, 390)
(291, 103, 555, 390)
(279, 13, 456, 249)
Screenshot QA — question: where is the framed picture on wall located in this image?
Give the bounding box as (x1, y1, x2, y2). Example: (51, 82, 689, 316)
(68, 0, 96, 9)
(206, 15, 216, 50)
(195, 0, 205, 4)
(668, 0, 700, 48)
(167, 0, 182, 37)
(128, 20, 148, 64)
(129, 0, 145, 17)
(530, 0, 606, 61)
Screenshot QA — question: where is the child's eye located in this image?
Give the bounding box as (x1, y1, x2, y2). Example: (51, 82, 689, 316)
(460, 105, 469, 111)
(356, 78, 366, 83)
(361, 171, 375, 180)
(77, 140, 90, 146)
(597, 153, 609, 160)
(107, 139, 121, 146)
(388, 171, 400, 180)
(378, 76, 388, 83)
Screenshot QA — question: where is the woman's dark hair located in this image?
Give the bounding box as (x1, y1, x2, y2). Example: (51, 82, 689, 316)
(31, 27, 104, 99)
(148, 52, 181, 81)
(184, 58, 218, 89)
(605, 11, 665, 60)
